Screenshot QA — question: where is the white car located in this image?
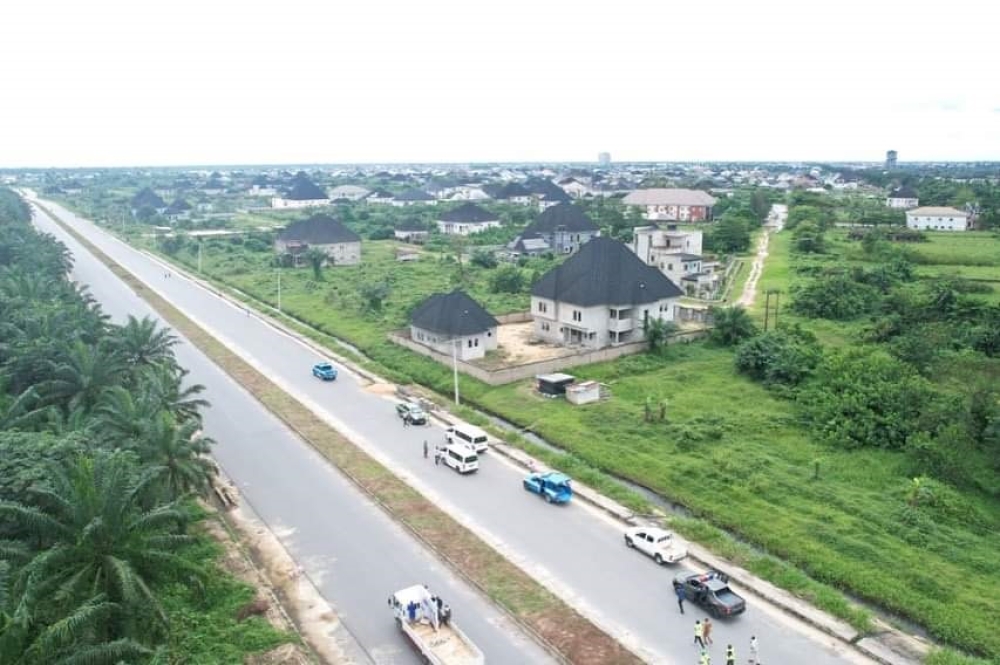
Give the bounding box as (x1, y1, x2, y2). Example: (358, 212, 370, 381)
(624, 526, 688, 565)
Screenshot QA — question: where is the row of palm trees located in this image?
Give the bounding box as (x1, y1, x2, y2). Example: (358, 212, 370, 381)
(0, 189, 219, 663)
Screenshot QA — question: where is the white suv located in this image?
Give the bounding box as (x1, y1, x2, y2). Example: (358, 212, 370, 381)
(624, 527, 688, 564)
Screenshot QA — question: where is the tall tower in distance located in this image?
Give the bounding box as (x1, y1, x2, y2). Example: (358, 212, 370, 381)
(885, 150, 898, 170)
(598, 152, 611, 166)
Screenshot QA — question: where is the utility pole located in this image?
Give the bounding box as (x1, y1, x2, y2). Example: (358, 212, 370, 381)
(452, 337, 460, 406)
(276, 270, 282, 312)
(763, 289, 781, 331)
(197, 241, 203, 272)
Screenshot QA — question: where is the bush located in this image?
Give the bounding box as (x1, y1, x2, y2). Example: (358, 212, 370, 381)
(489, 265, 525, 294)
(790, 271, 880, 320)
(471, 249, 499, 269)
(734, 327, 822, 387)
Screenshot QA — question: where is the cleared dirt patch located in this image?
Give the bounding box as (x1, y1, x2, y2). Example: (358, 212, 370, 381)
(44, 205, 644, 665)
(477, 321, 576, 368)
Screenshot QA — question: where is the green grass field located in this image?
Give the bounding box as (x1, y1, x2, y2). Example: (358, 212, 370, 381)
(151, 228, 1000, 659)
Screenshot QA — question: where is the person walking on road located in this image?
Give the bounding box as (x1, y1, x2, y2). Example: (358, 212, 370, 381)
(434, 447, 442, 466)
(725, 644, 735, 665)
(423, 440, 429, 459)
(675, 583, 686, 614)
(403, 414, 410, 427)
(702, 617, 713, 645)
(693, 620, 705, 648)
(749, 636, 759, 664)
(699, 648, 711, 665)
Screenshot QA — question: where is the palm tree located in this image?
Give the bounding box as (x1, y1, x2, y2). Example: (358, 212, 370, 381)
(0, 452, 201, 643)
(142, 366, 210, 424)
(138, 415, 217, 500)
(94, 386, 164, 447)
(38, 341, 125, 414)
(0, 381, 46, 430)
(304, 247, 328, 281)
(709, 306, 758, 346)
(110, 316, 178, 371)
(642, 317, 678, 354)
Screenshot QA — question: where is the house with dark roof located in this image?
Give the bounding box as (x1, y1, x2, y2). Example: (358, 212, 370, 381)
(508, 202, 600, 256)
(271, 176, 330, 210)
(409, 290, 498, 361)
(329, 185, 371, 201)
(435, 203, 501, 235)
(490, 182, 532, 204)
(531, 237, 683, 348)
(164, 198, 192, 222)
(394, 219, 430, 244)
(391, 189, 437, 207)
(274, 214, 362, 266)
(524, 177, 572, 210)
(367, 189, 395, 205)
(130, 187, 166, 215)
(886, 186, 919, 210)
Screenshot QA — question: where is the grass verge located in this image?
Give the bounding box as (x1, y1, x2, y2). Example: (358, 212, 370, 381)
(40, 204, 644, 664)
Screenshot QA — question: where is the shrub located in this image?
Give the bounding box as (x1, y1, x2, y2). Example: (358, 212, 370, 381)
(734, 327, 822, 387)
(790, 272, 880, 320)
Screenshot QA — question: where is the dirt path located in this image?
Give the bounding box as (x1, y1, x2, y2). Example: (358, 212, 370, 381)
(736, 204, 786, 309)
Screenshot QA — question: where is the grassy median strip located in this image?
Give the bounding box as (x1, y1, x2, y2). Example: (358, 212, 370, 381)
(41, 205, 644, 664)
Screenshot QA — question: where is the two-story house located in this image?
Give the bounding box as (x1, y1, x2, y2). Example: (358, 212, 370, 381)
(905, 206, 970, 231)
(391, 189, 437, 207)
(436, 203, 501, 235)
(508, 202, 600, 256)
(631, 224, 718, 296)
(409, 290, 498, 361)
(622, 188, 717, 222)
(531, 237, 683, 349)
(274, 214, 362, 266)
(329, 185, 371, 202)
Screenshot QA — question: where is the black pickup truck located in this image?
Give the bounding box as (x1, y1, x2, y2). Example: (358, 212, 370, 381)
(672, 571, 746, 618)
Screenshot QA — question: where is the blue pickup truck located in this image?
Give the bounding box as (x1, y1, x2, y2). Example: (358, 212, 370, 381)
(523, 472, 572, 504)
(312, 361, 338, 381)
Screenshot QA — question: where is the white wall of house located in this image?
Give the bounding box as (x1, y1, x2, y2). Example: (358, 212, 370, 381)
(905, 212, 969, 231)
(886, 197, 918, 209)
(409, 325, 497, 361)
(632, 227, 703, 264)
(271, 197, 330, 209)
(329, 186, 370, 201)
(274, 239, 361, 265)
(436, 220, 502, 235)
(531, 296, 678, 350)
(561, 181, 591, 198)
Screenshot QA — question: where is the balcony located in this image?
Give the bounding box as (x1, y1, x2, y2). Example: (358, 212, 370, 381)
(608, 316, 634, 332)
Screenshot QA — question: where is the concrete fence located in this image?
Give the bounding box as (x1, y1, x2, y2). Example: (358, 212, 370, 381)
(389, 328, 709, 385)
(494, 311, 533, 324)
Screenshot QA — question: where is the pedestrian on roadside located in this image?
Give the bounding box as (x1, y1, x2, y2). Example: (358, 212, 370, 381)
(749, 636, 759, 665)
(725, 644, 735, 665)
(434, 447, 441, 465)
(675, 584, 685, 614)
(403, 414, 410, 427)
(702, 617, 713, 645)
(693, 620, 705, 648)
(699, 647, 711, 665)
(423, 440, 429, 459)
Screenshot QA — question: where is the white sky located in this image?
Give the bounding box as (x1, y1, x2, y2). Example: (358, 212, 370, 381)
(2, 0, 998, 167)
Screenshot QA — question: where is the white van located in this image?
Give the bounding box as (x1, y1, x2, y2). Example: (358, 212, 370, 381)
(445, 424, 489, 453)
(441, 443, 479, 474)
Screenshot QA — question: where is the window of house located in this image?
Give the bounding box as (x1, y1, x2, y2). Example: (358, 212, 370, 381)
(487, 331, 492, 337)
(467, 339, 473, 348)
(537, 301, 547, 313)
(474, 338, 479, 347)
(667, 263, 673, 271)
(572, 310, 582, 322)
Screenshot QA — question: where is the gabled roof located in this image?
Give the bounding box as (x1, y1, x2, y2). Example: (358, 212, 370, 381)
(437, 202, 499, 223)
(888, 186, 918, 199)
(394, 188, 435, 202)
(410, 290, 498, 336)
(523, 203, 598, 235)
(532, 237, 683, 307)
(368, 189, 395, 199)
(330, 185, 371, 197)
(284, 177, 328, 201)
(277, 214, 361, 245)
(622, 188, 717, 207)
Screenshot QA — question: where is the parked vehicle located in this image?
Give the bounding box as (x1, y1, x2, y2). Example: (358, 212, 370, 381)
(389, 584, 484, 665)
(445, 423, 489, 453)
(672, 570, 746, 617)
(623, 526, 688, 564)
(440, 443, 479, 474)
(396, 402, 429, 425)
(523, 471, 572, 504)
(311, 361, 338, 381)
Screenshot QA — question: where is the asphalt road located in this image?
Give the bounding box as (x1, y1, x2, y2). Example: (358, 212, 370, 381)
(30, 202, 554, 665)
(33, 196, 869, 665)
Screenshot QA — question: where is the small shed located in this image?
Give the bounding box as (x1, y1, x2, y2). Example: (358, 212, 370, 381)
(566, 380, 601, 405)
(536, 373, 576, 397)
